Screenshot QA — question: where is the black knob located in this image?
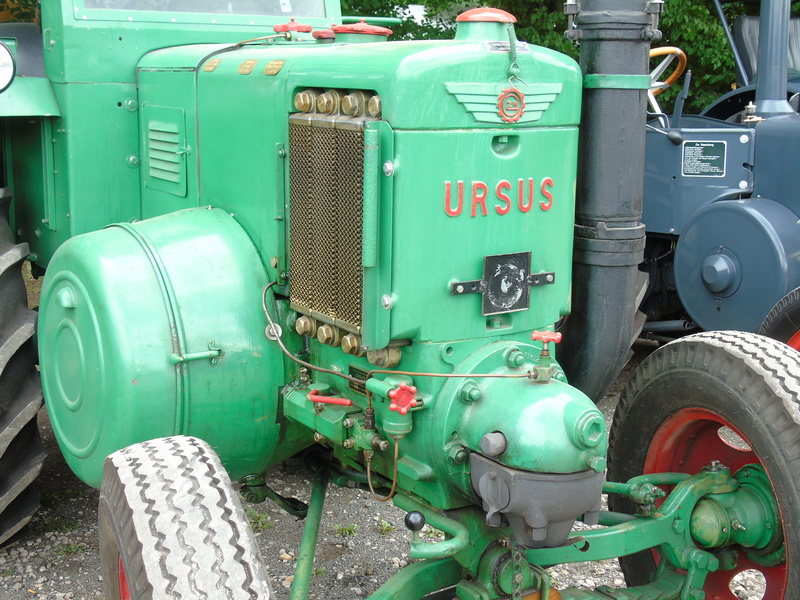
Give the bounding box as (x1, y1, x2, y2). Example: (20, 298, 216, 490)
(404, 511, 426, 532)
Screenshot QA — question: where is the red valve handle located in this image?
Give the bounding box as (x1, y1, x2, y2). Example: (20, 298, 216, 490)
(308, 390, 353, 406)
(274, 18, 313, 33)
(531, 331, 562, 345)
(388, 382, 418, 415)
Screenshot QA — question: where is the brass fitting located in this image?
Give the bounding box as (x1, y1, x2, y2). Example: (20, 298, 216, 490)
(317, 324, 342, 347)
(367, 94, 382, 118)
(295, 315, 318, 337)
(294, 89, 317, 112)
(341, 333, 363, 356)
(367, 347, 402, 368)
(342, 91, 369, 116)
(316, 90, 344, 114)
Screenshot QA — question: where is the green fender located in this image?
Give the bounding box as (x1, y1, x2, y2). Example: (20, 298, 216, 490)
(39, 207, 294, 487)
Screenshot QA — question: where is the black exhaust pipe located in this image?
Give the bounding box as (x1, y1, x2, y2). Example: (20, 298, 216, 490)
(558, 0, 661, 401)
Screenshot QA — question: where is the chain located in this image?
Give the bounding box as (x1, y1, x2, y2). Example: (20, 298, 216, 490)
(509, 535, 525, 600)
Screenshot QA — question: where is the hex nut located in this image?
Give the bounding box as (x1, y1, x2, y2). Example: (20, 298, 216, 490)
(317, 324, 341, 347)
(341, 333, 363, 356)
(295, 316, 318, 337)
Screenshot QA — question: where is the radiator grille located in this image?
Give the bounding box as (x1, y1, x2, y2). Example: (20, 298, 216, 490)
(289, 118, 365, 332)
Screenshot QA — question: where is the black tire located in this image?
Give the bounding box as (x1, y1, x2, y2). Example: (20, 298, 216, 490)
(608, 331, 800, 598)
(99, 435, 272, 600)
(759, 286, 800, 349)
(0, 189, 45, 546)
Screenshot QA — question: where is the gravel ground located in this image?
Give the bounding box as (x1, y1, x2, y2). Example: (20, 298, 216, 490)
(0, 339, 768, 599)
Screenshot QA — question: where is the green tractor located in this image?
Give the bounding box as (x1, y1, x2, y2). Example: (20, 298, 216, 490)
(1, 0, 798, 598)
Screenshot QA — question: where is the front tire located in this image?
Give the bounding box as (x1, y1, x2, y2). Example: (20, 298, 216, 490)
(0, 189, 45, 546)
(99, 435, 272, 599)
(608, 331, 800, 598)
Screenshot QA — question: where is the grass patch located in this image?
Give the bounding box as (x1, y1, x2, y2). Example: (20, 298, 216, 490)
(33, 516, 80, 534)
(376, 520, 395, 536)
(56, 543, 86, 557)
(245, 507, 274, 533)
(331, 523, 359, 537)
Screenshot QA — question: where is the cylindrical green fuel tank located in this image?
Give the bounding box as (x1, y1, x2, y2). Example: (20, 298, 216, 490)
(38, 207, 289, 487)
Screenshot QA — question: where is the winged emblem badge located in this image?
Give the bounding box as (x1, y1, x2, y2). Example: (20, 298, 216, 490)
(445, 82, 563, 125)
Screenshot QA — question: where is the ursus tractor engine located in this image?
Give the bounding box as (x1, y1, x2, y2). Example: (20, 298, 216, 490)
(2, 1, 800, 599)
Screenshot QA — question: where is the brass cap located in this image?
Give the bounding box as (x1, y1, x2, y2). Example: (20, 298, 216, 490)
(294, 90, 316, 112)
(341, 333, 363, 356)
(367, 95, 382, 118)
(295, 315, 318, 337)
(317, 324, 341, 347)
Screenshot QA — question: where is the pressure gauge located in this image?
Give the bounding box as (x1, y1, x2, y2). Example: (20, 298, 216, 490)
(0, 41, 16, 93)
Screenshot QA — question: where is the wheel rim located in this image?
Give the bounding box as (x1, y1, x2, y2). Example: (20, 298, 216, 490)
(786, 331, 800, 351)
(643, 407, 787, 599)
(118, 557, 131, 600)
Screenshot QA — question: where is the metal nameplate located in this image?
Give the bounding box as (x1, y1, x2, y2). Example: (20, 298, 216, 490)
(487, 41, 530, 53)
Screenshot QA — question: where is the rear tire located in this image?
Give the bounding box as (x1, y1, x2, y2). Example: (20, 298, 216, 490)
(608, 331, 800, 598)
(0, 189, 44, 546)
(99, 435, 272, 600)
(758, 286, 800, 349)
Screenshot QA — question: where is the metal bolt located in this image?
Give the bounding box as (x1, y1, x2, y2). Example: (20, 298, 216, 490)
(294, 90, 315, 112)
(371, 436, 390, 451)
(343, 417, 355, 428)
(341, 333, 363, 356)
(738, 180, 748, 190)
(342, 438, 355, 449)
(126, 154, 140, 167)
(367, 95, 382, 118)
(124, 98, 138, 111)
(740, 134, 749, 144)
(460, 383, 482, 403)
(317, 324, 341, 347)
(447, 445, 469, 465)
(278, 148, 287, 158)
(545, 274, 554, 283)
(381, 294, 393, 309)
(295, 316, 317, 337)
(382, 161, 395, 176)
(456, 285, 464, 294)
(313, 432, 326, 443)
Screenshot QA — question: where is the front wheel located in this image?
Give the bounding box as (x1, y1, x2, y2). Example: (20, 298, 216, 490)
(758, 286, 800, 349)
(99, 435, 272, 599)
(608, 331, 800, 598)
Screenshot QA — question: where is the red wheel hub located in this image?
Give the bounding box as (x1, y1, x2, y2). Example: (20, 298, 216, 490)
(119, 557, 131, 600)
(644, 407, 787, 599)
(786, 331, 800, 350)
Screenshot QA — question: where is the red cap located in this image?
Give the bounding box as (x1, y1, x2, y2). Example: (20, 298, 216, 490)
(274, 18, 313, 33)
(331, 19, 392, 36)
(456, 8, 516, 23)
(312, 29, 336, 39)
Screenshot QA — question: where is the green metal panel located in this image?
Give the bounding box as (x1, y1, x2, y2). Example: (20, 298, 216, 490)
(38, 207, 299, 487)
(388, 128, 577, 342)
(0, 77, 61, 117)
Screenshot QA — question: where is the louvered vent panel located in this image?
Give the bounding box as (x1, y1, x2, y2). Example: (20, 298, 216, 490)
(289, 118, 365, 332)
(148, 125, 182, 183)
(143, 106, 187, 197)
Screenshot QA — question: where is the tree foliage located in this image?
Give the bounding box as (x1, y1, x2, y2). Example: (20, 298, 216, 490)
(343, 0, 800, 114)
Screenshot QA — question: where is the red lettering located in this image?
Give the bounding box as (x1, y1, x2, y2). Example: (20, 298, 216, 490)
(471, 181, 488, 217)
(444, 181, 464, 217)
(495, 180, 512, 215)
(518, 178, 534, 213)
(540, 177, 554, 211)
